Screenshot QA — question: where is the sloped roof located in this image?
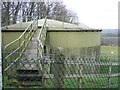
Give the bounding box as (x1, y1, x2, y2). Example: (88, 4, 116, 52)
(45, 19, 101, 32)
(45, 19, 90, 29)
(2, 22, 32, 31)
(2, 18, 102, 32)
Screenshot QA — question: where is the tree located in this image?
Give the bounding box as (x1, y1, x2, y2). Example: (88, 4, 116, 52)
(2, 2, 11, 25)
(1, 0, 78, 26)
(1, 1, 22, 25)
(12, 2, 22, 24)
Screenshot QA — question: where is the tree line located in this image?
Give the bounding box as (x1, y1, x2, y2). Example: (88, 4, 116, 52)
(1, 0, 78, 26)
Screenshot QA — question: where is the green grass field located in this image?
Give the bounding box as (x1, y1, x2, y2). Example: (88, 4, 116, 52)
(44, 77, 118, 88)
(101, 46, 118, 56)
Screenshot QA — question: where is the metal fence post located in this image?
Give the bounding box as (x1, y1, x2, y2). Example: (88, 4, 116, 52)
(108, 62, 112, 88)
(0, 8, 2, 88)
(53, 53, 60, 88)
(0, 32, 2, 90)
(53, 50, 64, 88)
(78, 63, 83, 88)
(41, 57, 45, 88)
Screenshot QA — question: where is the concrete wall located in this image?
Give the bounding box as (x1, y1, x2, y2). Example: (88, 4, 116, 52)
(46, 32, 101, 57)
(2, 32, 23, 46)
(45, 31, 101, 74)
(2, 32, 24, 53)
(49, 32, 100, 48)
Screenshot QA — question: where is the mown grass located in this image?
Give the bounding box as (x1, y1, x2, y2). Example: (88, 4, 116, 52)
(101, 46, 118, 56)
(4, 46, 119, 88)
(4, 76, 119, 88)
(44, 77, 119, 88)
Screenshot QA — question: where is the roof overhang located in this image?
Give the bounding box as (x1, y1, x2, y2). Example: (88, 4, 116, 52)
(1, 18, 102, 32)
(47, 28, 102, 32)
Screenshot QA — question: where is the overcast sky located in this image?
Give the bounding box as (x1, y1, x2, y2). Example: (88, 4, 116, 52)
(63, 0, 119, 29)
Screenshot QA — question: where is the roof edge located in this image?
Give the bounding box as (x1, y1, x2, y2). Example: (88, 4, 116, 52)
(47, 29, 102, 32)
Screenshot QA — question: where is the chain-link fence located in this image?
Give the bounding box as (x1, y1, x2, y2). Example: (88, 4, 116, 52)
(1, 15, 119, 89)
(2, 52, 119, 88)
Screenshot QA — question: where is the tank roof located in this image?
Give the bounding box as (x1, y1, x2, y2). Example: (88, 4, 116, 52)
(2, 18, 102, 32)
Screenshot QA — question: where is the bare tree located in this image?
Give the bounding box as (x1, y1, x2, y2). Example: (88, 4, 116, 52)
(1, 0, 78, 26)
(1, 2, 22, 25)
(2, 2, 11, 25)
(12, 2, 22, 24)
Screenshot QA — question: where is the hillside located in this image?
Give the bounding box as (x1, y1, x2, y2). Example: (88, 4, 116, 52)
(102, 29, 118, 37)
(101, 29, 118, 46)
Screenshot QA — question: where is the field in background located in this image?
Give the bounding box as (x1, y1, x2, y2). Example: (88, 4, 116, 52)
(101, 37, 118, 46)
(101, 46, 118, 56)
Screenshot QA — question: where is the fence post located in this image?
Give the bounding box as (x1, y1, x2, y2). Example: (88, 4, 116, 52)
(41, 57, 45, 88)
(53, 49, 64, 88)
(78, 63, 83, 88)
(108, 62, 112, 88)
(0, 9, 2, 88)
(0, 30, 2, 89)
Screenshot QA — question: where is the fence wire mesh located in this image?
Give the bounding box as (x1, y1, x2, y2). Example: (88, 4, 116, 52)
(2, 52, 119, 88)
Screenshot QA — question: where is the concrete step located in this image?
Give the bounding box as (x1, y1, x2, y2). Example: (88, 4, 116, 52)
(18, 81, 42, 86)
(16, 69, 42, 86)
(17, 69, 39, 74)
(16, 74, 42, 81)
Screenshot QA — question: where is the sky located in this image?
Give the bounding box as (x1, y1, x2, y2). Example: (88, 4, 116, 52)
(63, 0, 119, 29)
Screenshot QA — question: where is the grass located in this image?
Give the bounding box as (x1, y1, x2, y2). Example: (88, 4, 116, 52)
(82, 77, 118, 88)
(100, 46, 119, 62)
(42, 46, 119, 88)
(3, 45, 119, 88)
(3, 76, 18, 87)
(101, 46, 118, 56)
(100, 65, 119, 74)
(4, 76, 119, 88)
(100, 46, 119, 75)
(45, 78, 79, 88)
(44, 77, 119, 88)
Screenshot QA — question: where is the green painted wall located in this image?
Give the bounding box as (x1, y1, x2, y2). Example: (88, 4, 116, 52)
(49, 32, 101, 48)
(47, 32, 101, 57)
(46, 31, 101, 75)
(2, 32, 28, 52)
(2, 32, 23, 46)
